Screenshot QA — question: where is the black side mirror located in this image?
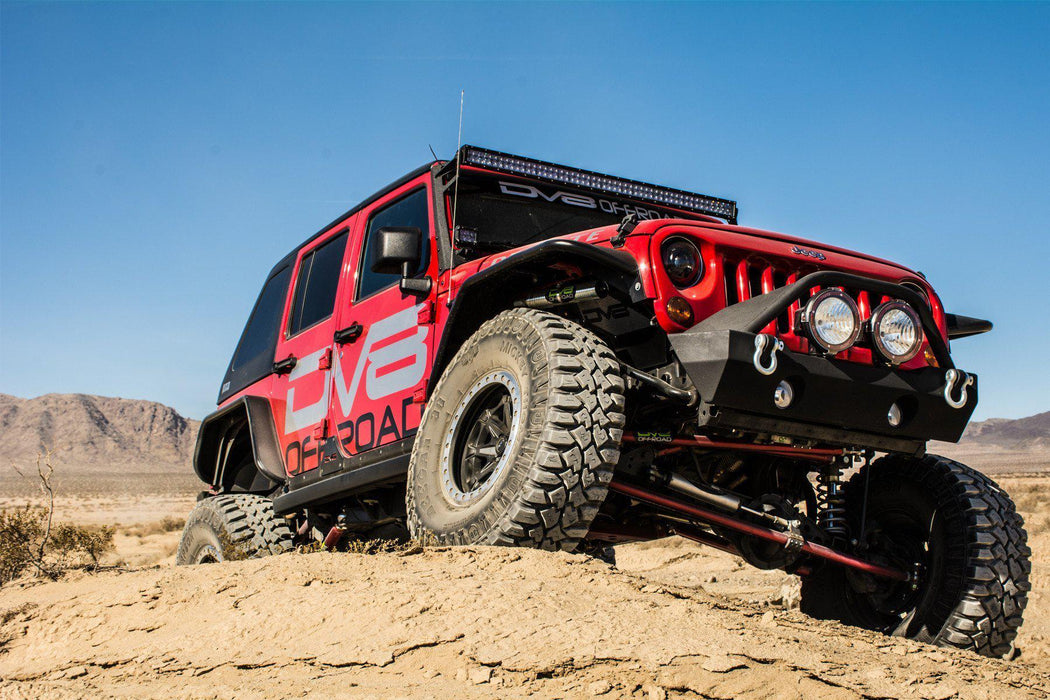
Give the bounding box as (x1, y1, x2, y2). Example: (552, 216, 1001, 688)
(371, 226, 422, 275)
(370, 226, 432, 298)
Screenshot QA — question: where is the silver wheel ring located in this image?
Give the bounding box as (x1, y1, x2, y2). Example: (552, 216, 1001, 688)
(440, 370, 523, 506)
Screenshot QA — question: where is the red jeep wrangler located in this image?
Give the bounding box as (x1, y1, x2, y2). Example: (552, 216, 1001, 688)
(179, 146, 1029, 657)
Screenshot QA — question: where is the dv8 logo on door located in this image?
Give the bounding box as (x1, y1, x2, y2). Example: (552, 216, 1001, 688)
(283, 305, 429, 473)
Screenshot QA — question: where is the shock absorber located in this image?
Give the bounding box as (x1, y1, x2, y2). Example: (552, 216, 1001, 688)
(817, 456, 850, 538)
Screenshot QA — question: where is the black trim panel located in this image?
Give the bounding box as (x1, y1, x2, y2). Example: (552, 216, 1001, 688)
(194, 396, 287, 487)
(273, 448, 411, 514)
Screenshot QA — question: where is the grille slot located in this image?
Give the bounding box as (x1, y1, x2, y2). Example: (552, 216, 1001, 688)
(723, 257, 846, 355)
(718, 256, 928, 367)
(724, 258, 820, 339)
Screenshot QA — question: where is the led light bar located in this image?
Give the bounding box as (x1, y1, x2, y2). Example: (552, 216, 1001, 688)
(459, 146, 738, 224)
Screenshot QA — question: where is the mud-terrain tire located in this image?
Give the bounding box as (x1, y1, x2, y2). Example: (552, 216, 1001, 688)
(176, 494, 293, 565)
(800, 454, 1030, 658)
(406, 308, 626, 551)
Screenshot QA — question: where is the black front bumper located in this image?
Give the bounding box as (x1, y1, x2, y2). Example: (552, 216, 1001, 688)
(669, 328, 977, 455)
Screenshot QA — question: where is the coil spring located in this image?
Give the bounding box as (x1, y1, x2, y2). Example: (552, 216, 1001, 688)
(817, 461, 848, 537)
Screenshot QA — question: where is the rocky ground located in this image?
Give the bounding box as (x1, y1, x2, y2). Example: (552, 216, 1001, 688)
(0, 475, 1046, 699)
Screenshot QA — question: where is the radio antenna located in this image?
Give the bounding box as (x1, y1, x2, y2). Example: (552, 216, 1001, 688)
(449, 89, 464, 269)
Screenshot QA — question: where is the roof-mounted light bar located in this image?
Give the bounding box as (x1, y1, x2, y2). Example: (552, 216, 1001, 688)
(458, 145, 738, 224)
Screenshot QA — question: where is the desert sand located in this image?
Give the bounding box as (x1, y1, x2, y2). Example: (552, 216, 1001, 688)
(0, 474, 1047, 699)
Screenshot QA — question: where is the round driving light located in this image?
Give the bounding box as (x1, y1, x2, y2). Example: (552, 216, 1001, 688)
(660, 237, 704, 288)
(800, 289, 861, 354)
(666, 296, 694, 326)
(773, 380, 794, 409)
(887, 402, 903, 427)
(870, 301, 923, 365)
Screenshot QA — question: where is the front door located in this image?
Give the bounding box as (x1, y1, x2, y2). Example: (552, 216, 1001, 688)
(329, 181, 437, 458)
(272, 225, 351, 478)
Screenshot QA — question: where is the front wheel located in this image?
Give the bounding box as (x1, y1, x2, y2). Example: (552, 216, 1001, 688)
(406, 308, 626, 551)
(800, 454, 1031, 658)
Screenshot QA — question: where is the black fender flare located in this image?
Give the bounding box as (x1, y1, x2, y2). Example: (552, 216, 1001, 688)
(193, 395, 287, 490)
(429, 238, 639, 394)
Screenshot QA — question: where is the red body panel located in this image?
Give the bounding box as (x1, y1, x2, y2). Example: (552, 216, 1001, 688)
(219, 168, 951, 480)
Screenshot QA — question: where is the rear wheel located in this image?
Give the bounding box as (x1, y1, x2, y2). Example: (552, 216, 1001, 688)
(176, 494, 293, 565)
(406, 308, 626, 551)
(800, 454, 1030, 658)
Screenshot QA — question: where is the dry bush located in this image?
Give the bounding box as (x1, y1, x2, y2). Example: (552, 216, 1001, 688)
(50, 523, 115, 569)
(123, 516, 186, 538)
(0, 506, 47, 583)
(160, 516, 186, 532)
(1002, 479, 1050, 535)
(343, 537, 427, 555)
(1, 452, 115, 585)
(0, 506, 114, 584)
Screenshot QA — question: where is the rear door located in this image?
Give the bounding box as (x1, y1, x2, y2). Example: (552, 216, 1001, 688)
(272, 225, 352, 478)
(329, 180, 437, 458)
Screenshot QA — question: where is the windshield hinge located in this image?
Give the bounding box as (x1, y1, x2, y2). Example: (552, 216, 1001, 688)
(611, 213, 640, 248)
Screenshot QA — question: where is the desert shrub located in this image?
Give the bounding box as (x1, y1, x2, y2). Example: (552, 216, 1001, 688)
(0, 508, 116, 584)
(0, 506, 48, 584)
(124, 516, 186, 538)
(2, 452, 116, 584)
(160, 516, 186, 532)
(50, 523, 115, 569)
(343, 537, 427, 555)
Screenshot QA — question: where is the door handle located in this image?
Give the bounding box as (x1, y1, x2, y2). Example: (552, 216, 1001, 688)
(273, 355, 297, 375)
(334, 323, 364, 345)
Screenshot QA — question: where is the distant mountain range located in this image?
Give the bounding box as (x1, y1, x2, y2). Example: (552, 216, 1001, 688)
(956, 411, 1050, 449)
(0, 393, 200, 474)
(0, 392, 1046, 477)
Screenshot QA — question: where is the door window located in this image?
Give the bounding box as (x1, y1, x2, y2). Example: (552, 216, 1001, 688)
(288, 231, 348, 336)
(357, 188, 430, 300)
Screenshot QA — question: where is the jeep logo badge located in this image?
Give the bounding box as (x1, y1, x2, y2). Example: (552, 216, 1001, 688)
(790, 245, 827, 261)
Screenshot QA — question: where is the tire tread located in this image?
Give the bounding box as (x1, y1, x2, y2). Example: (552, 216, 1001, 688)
(406, 308, 625, 552)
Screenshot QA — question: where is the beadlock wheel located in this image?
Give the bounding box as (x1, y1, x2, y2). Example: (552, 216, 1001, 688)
(441, 370, 522, 506)
(406, 308, 626, 551)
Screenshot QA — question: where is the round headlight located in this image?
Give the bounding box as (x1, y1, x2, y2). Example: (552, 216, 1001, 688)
(870, 301, 923, 364)
(661, 237, 703, 288)
(802, 289, 861, 354)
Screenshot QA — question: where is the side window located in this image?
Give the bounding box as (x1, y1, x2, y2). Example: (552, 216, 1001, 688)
(357, 187, 430, 300)
(231, 266, 293, 370)
(288, 230, 348, 336)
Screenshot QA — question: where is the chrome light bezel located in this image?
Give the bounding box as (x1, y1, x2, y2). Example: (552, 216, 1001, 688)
(800, 289, 861, 354)
(660, 236, 704, 289)
(870, 300, 924, 365)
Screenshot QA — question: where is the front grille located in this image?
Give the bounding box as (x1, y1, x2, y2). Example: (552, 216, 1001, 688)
(721, 256, 894, 364)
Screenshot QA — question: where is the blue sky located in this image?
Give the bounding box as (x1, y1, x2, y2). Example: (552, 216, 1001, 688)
(1, 2, 1048, 421)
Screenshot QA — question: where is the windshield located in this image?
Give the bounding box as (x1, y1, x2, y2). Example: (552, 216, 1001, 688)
(449, 172, 707, 258)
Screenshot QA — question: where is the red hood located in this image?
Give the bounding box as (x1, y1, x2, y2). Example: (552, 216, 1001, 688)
(452, 218, 919, 281)
(684, 220, 918, 276)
